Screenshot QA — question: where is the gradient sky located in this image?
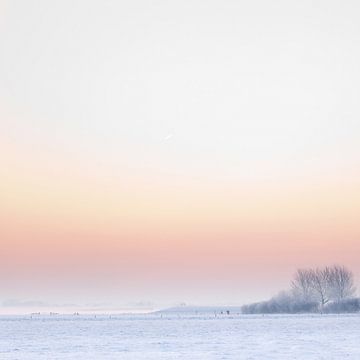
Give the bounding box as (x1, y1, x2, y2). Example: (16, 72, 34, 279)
(1, 0, 360, 308)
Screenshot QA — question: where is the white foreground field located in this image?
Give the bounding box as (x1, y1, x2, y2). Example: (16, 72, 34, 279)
(1, 313, 359, 359)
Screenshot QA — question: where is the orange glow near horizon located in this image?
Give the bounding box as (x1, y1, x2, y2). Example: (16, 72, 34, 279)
(1, 136, 360, 305)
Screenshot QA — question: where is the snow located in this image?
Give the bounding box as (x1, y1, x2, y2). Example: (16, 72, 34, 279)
(1, 313, 360, 359)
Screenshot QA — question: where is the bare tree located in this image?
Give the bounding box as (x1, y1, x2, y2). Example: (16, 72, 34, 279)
(305, 265, 356, 310)
(308, 267, 333, 310)
(328, 265, 356, 302)
(243, 264, 358, 314)
(291, 269, 314, 302)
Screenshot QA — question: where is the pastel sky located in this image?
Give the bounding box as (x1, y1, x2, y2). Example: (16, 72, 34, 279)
(1, 0, 360, 308)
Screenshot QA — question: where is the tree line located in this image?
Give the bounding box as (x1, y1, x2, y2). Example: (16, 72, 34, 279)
(242, 265, 359, 314)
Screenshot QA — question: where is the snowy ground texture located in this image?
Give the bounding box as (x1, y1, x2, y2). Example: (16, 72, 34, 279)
(1, 313, 360, 359)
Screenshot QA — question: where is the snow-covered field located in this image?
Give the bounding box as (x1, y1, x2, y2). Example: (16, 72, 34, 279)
(1, 312, 360, 359)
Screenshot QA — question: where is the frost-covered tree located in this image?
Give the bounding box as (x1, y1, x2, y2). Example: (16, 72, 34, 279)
(291, 269, 315, 302)
(309, 267, 332, 310)
(242, 264, 358, 314)
(292, 265, 357, 309)
(328, 265, 356, 302)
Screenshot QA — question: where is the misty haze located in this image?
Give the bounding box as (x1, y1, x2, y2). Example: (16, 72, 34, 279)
(1, 0, 360, 359)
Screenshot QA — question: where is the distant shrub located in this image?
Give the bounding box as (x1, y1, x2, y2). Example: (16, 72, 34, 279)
(323, 298, 360, 313)
(241, 292, 318, 314)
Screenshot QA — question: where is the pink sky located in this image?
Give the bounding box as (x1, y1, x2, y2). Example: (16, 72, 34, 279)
(1, 0, 360, 308)
(1, 135, 359, 306)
